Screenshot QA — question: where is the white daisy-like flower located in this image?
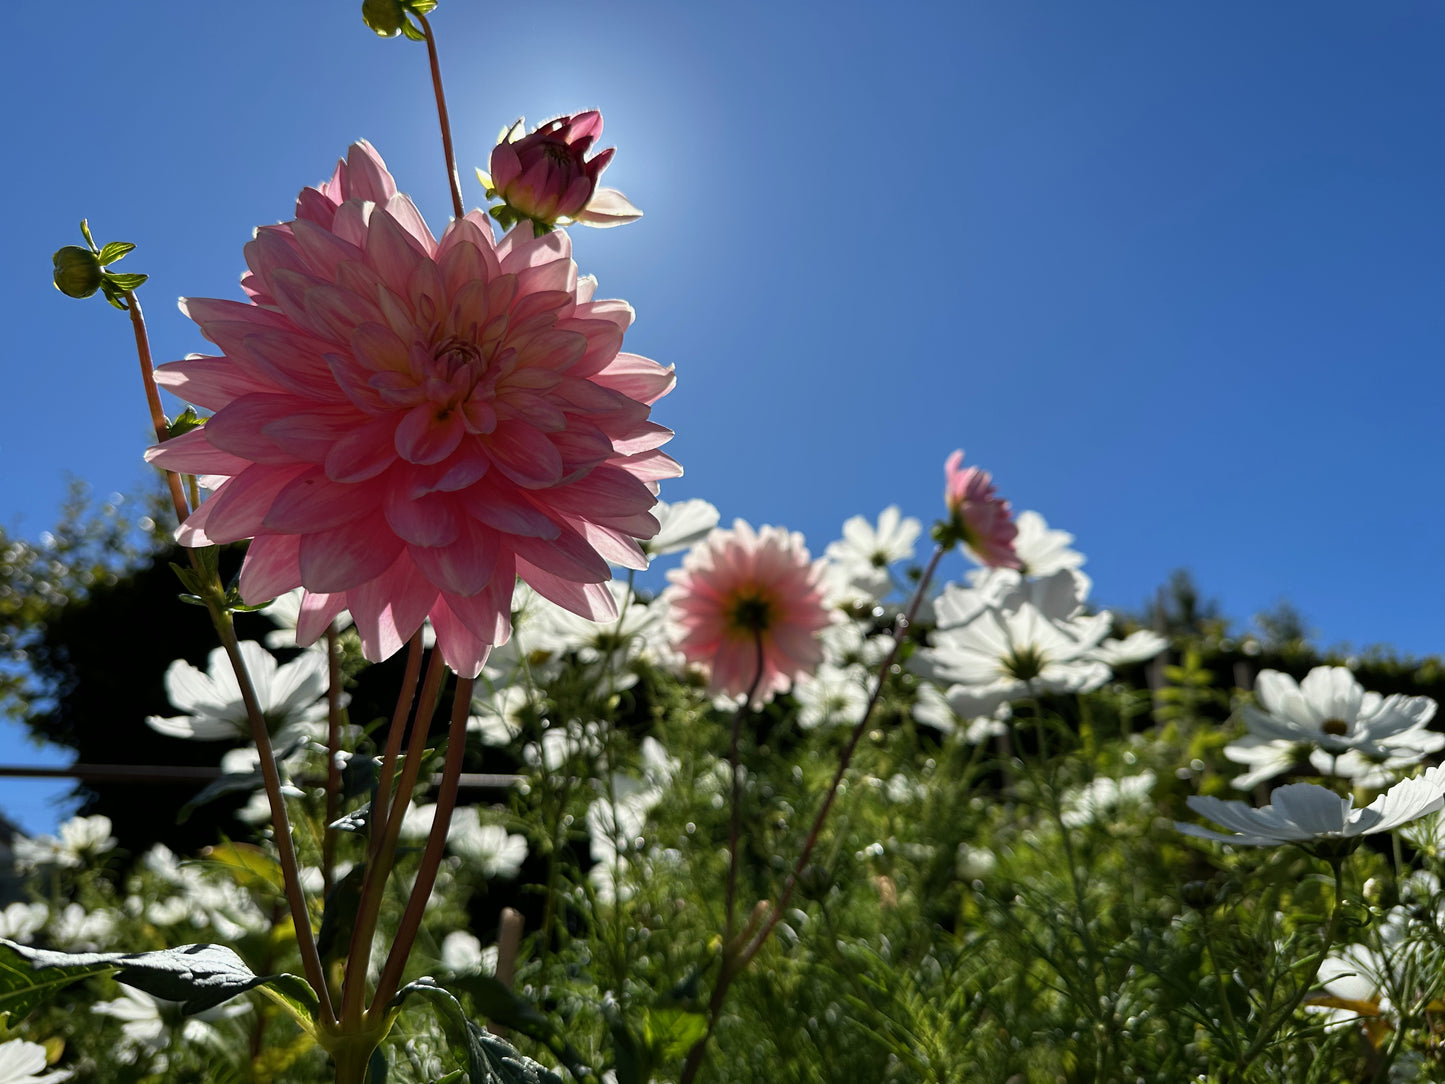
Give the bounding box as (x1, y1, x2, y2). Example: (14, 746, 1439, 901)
(1007, 510, 1086, 578)
(0, 902, 47, 944)
(91, 986, 248, 1062)
(1059, 771, 1156, 828)
(146, 641, 329, 740)
(1242, 667, 1443, 762)
(1087, 630, 1168, 667)
(439, 930, 491, 975)
(824, 506, 921, 602)
(794, 664, 871, 730)
(641, 499, 721, 557)
(1177, 767, 1445, 847)
(912, 682, 1010, 742)
(1223, 735, 1303, 790)
(467, 684, 533, 746)
(0, 1038, 71, 1083)
(49, 903, 118, 951)
(446, 817, 529, 879)
(920, 570, 1114, 719)
(13, 816, 116, 872)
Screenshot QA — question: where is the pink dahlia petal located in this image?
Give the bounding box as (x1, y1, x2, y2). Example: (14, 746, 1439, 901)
(149, 141, 675, 673)
(661, 521, 834, 706)
(942, 449, 1021, 569)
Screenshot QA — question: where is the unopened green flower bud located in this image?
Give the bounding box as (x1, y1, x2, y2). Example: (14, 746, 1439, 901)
(52, 246, 104, 299)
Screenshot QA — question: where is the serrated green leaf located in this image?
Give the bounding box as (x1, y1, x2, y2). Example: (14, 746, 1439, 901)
(97, 241, 135, 265)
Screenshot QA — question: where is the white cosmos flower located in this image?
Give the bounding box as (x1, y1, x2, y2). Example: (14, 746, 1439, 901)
(91, 986, 248, 1061)
(1059, 771, 1156, 828)
(1223, 735, 1303, 790)
(794, 664, 871, 730)
(0, 1038, 71, 1083)
(824, 506, 921, 603)
(1087, 630, 1168, 667)
(146, 641, 329, 740)
(440, 930, 497, 975)
(14, 816, 116, 872)
(1009, 511, 1086, 578)
(1242, 667, 1443, 762)
(919, 570, 1114, 718)
(446, 817, 528, 879)
(0, 902, 47, 944)
(1177, 767, 1445, 847)
(642, 499, 721, 557)
(467, 684, 533, 746)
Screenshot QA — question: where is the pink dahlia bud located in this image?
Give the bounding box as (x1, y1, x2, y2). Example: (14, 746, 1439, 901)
(663, 521, 833, 706)
(485, 111, 641, 233)
(937, 450, 1021, 568)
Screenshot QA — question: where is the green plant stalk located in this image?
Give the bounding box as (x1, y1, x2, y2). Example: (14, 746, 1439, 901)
(680, 544, 947, 1084)
(1238, 858, 1348, 1074)
(370, 673, 477, 1013)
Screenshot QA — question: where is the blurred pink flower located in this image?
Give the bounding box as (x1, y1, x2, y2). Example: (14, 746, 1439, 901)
(487, 111, 641, 232)
(942, 450, 1020, 569)
(147, 141, 678, 677)
(663, 521, 832, 704)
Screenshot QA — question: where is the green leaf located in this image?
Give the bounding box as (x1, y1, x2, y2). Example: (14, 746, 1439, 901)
(165, 405, 208, 439)
(400, 18, 426, 41)
(97, 241, 135, 266)
(1, 939, 266, 1017)
(78, 219, 98, 252)
(104, 271, 148, 292)
(432, 1073, 465, 1084)
(253, 973, 320, 1037)
(392, 979, 565, 1084)
(199, 842, 286, 895)
(642, 1008, 707, 1063)
(407, 0, 438, 14)
(317, 864, 367, 965)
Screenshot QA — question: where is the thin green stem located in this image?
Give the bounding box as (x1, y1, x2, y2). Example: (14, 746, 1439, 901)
(370, 674, 476, 1013)
(416, 12, 465, 221)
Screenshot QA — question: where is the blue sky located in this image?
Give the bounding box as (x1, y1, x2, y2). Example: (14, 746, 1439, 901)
(3, 2, 1444, 831)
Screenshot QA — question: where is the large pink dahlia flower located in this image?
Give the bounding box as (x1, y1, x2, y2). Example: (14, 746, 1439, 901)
(663, 520, 833, 705)
(147, 142, 678, 677)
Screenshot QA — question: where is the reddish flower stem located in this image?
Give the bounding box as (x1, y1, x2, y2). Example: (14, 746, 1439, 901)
(723, 633, 766, 945)
(369, 632, 427, 861)
(342, 645, 446, 1024)
(679, 545, 947, 1084)
(212, 610, 336, 1025)
(323, 625, 344, 900)
(124, 293, 191, 527)
(369, 673, 476, 1013)
(416, 13, 465, 221)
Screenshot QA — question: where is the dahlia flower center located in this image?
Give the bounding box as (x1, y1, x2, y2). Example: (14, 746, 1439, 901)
(1321, 718, 1349, 737)
(728, 591, 775, 635)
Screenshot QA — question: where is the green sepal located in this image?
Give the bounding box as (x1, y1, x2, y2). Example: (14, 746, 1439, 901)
(78, 219, 98, 252)
(166, 406, 208, 439)
(105, 271, 148, 292)
(400, 18, 426, 41)
(97, 241, 136, 265)
(52, 246, 103, 299)
(408, 0, 438, 13)
(361, 0, 407, 36)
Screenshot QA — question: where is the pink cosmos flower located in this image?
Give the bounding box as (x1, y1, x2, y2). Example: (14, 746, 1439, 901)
(942, 450, 1020, 569)
(663, 521, 833, 704)
(147, 141, 679, 678)
(487, 111, 642, 232)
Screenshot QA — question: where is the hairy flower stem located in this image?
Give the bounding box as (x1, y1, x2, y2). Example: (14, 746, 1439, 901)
(342, 646, 447, 1024)
(370, 674, 476, 1014)
(123, 292, 190, 526)
(209, 605, 336, 1024)
(681, 548, 946, 1084)
(416, 13, 465, 221)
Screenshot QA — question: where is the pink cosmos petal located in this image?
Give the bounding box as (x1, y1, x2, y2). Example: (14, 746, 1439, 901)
(147, 140, 674, 672)
(662, 521, 833, 706)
